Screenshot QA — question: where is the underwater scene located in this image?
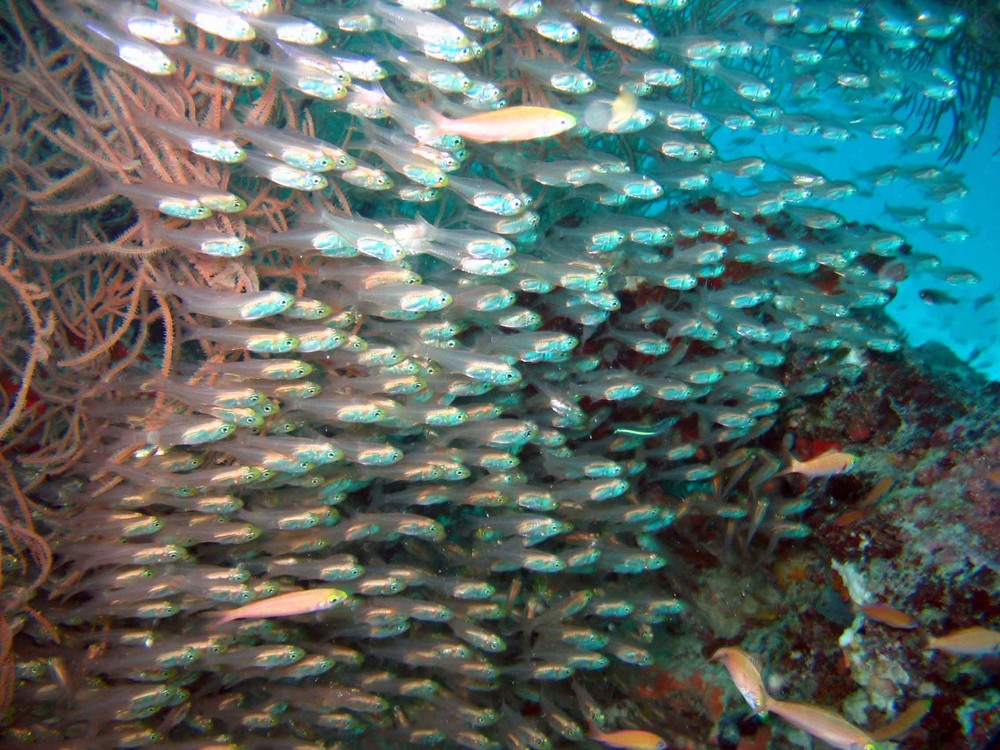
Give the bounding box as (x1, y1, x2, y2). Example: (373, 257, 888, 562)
(0, 0, 998, 748)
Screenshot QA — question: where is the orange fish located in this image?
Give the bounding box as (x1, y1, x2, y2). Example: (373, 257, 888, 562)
(832, 509, 869, 527)
(428, 106, 577, 143)
(927, 626, 1000, 656)
(858, 603, 918, 630)
(765, 697, 879, 750)
(858, 477, 895, 509)
(710, 647, 768, 715)
(777, 451, 858, 478)
(871, 699, 932, 741)
(210, 588, 347, 625)
(587, 727, 668, 750)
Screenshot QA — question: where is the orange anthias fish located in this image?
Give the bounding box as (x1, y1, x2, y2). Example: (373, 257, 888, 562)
(766, 697, 881, 750)
(587, 727, 668, 750)
(926, 626, 1000, 656)
(710, 646, 768, 715)
(428, 106, 577, 143)
(870, 699, 932, 741)
(210, 587, 348, 625)
(777, 450, 858, 478)
(858, 602, 918, 630)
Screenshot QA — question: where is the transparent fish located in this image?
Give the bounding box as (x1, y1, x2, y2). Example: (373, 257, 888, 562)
(160, 0, 255, 40)
(67, 8, 176, 74)
(156, 280, 293, 321)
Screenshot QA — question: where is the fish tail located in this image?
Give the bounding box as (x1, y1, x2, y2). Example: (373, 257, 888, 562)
(205, 610, 234, 628)
(412, 99, 449, 142)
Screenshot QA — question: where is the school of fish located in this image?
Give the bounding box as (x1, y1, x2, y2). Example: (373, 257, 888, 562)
(1, 0, 992, 747)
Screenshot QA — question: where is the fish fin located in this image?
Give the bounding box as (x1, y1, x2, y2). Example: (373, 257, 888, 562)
(584, 723, 605, 742)
(204, 610, 235, 629)
(417, 112, 450, 143)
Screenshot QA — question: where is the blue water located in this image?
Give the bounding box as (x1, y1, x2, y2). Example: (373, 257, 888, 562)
(715, 101, 1000, 382)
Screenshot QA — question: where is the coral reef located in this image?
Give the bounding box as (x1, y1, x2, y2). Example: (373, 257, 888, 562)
(695, 349, 999, 749)
(0, 0, 997, 748)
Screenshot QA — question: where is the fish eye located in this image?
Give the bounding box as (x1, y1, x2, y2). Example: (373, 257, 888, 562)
(284, 337, 296, 347)
(375, 176, 386, 185)
(337, 156, 349, 167)
(326, 450, 339, 461)
(294, 366, 307, 376)
(221, 424, 235, 434)
(405, 277, 418, 285)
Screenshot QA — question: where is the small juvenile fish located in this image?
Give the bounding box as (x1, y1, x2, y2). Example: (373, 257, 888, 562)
(160, 0, 255, 40)
(182, 325, 298, 354)
(766, 697, 880, 750)
(427, 106, 577, 143)
(711, 646, 768, 715)
(233, 118, 353, 172)
(92, 0, 185, 45)
(587, 727, 667, 750)
(918, 288, 960, 305)
(210, 588, 348, 625)
(243, 13, 328, 44)
(926, 626, 1000, 656)
(242, 151, 328, 191)
(152, 225, 249, 257)
(778, 450, 858, 477)
(131, 109, 245, 163)
(168, 44, 264, 86)
(155, 280, 294, 321)
(68, 8, 176, 75)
